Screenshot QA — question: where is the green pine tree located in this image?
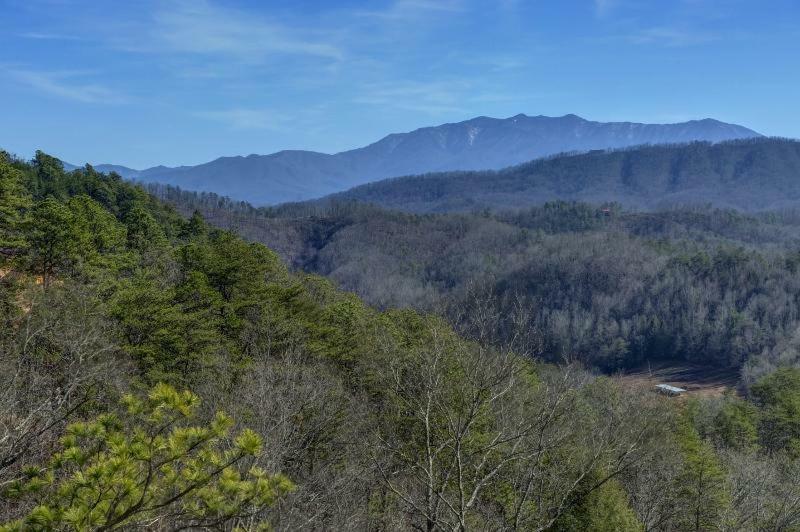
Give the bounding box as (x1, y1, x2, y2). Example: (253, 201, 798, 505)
(675, 408, 729, 530)
(1, 383, 293, 531)
(0, 153, 31, 251)
(751, 368, 800, 456)
(25, 198, 79, 287)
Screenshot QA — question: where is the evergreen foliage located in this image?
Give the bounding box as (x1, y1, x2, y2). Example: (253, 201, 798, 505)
(0, 152, 31, 250)
(2, 384, 293, 531)
(751, 368, 800, 456)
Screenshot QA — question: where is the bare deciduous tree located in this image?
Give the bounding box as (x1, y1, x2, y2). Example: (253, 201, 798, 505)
(720, 450, 800, 531)
(0, 282, 125, 521)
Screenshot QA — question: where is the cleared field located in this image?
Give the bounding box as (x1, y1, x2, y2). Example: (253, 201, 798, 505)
(616, 362, 741, 398)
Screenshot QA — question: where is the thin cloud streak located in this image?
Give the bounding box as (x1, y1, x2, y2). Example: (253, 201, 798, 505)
(4, 68, 127, 104)
(594, 0, 619, 17)
(354, 80, 468, 114)
(18, 32, 83, 41)
(353, 78, 531, 116)
(627, 27, 719, 47)
(193, 108, 289, 130)
(357, 0, 466, 20)
(146, 0, 344, 62)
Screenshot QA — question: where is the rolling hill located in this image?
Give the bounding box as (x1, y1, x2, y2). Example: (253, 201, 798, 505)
(327, 138, 800, 212)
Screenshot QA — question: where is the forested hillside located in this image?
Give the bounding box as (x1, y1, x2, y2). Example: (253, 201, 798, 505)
(327, 138, 800, 212)
(149, 186, 800, 386)
(3, 152, 800, 530)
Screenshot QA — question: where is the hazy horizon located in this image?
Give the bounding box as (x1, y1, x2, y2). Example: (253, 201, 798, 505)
(42, 113, 771, 171)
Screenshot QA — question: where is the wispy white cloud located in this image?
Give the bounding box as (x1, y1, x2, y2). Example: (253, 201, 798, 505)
(359, 0, 466, 20)
(354, 80, 482, 115)
(461, 54, 528, 72)
(145, 0, 343, 62)
(353, 74, 543, 117)
(4, 68, 127, 104)
(627, 26, 718, 47)
(193, 108, 289, 130)
(18, 31, 83, 41)
(594, 0, 619, 17)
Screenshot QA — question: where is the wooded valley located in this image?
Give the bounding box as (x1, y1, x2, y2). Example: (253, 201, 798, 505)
(152, 184, 800, 386)
(2, 150, 797, 529)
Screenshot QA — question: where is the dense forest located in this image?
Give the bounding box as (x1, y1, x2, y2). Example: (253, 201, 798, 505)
(150, 184, 800, 387)
(2, 152, 800, 530)
(315, 138, 800, 213)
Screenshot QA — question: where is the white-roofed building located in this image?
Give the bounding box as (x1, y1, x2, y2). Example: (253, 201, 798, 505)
(655, 384, 687, 396)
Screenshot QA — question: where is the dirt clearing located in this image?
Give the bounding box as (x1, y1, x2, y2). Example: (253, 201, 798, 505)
(616, 361, 740, 398)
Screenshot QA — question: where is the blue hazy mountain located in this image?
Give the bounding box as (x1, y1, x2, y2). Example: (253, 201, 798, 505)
(78, 114, 761, 205)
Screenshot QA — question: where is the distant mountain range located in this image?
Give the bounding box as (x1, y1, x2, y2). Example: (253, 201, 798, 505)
(69, 114, 761, 205)
(326, 138, 800, 212)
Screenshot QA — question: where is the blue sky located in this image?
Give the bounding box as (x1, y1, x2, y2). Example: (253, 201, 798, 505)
(1, 0, 798, 169)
